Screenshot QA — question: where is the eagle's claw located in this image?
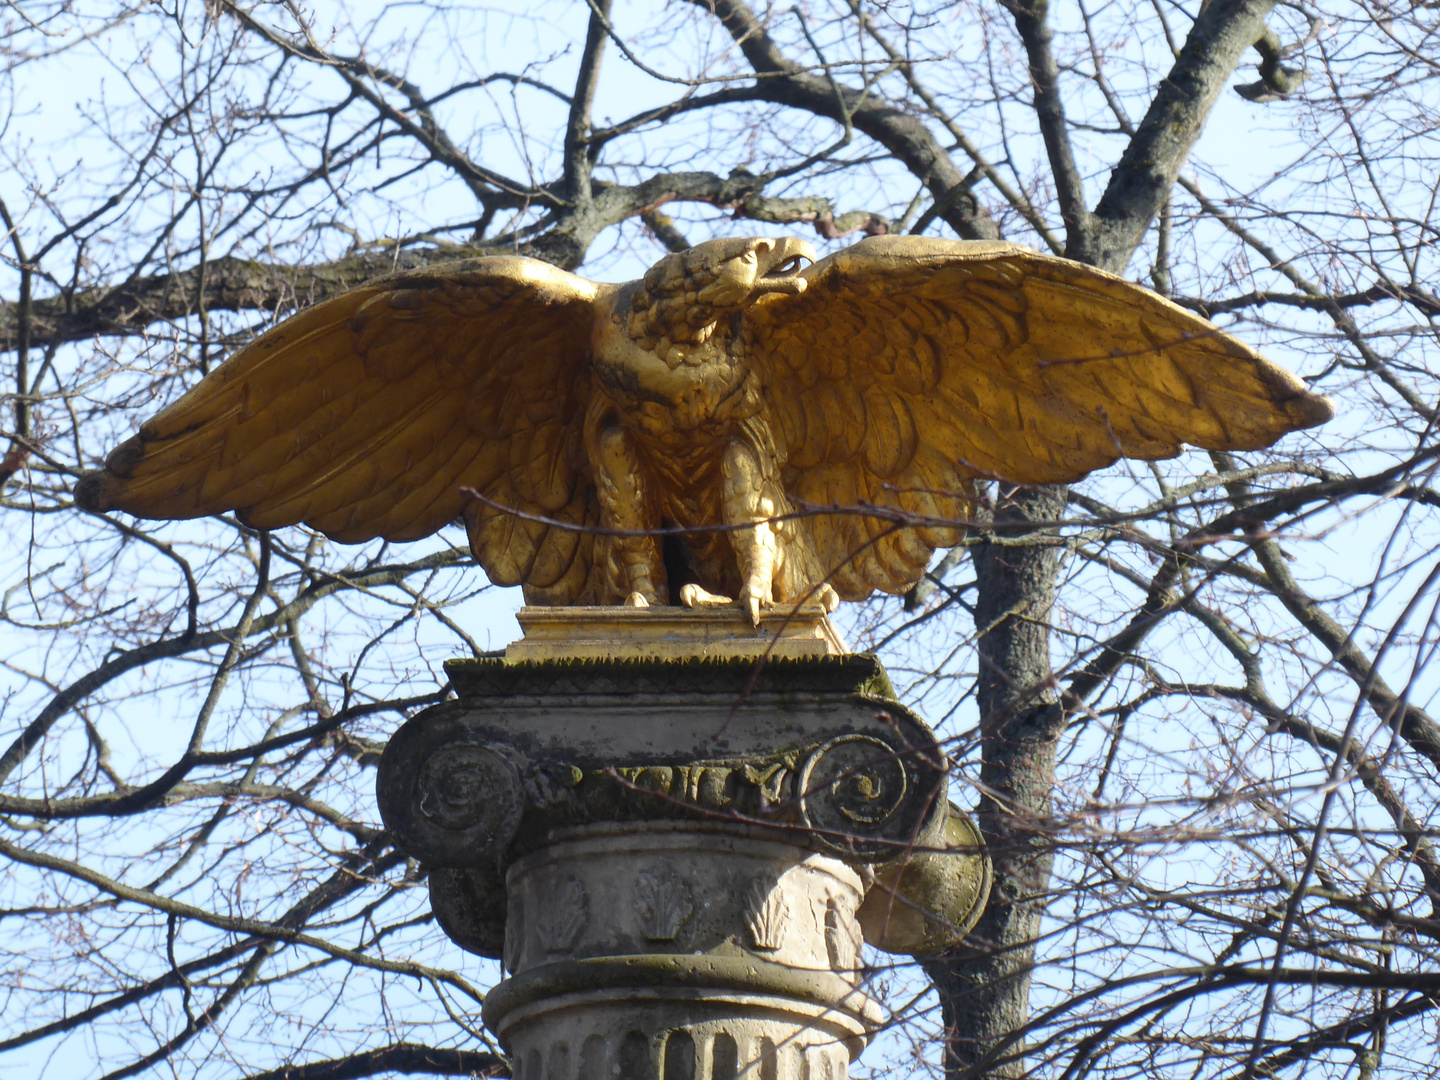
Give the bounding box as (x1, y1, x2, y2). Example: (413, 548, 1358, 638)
(679, 583, 734, 608)
(737, 585, 767, 627)
(744, 596, 763, 626)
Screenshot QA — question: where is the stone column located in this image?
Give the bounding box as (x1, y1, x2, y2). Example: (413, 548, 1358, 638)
(375, 607, 989, 1080)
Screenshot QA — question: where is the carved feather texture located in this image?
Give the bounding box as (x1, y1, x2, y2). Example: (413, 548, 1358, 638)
(76, 236, 1333, 608)
(746, 235, 1332, 598)
(76, 258, 603, 600)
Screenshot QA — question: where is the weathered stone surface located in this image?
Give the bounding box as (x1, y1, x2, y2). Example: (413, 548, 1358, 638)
(377, 655, 943, 868)
(376, 642, 990, 1079)
(484, 823, 882, 1078)
(382, 740, 524, 868)
(429, 866, 506, 960)
(442, 651, 896, 700)
(856, 804, 993, 955)
(502, 825, 863, 976)
(495, 992, 859, 1080)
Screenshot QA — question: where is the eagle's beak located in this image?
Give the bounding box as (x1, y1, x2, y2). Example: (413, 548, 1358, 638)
(755, 237, 816, 297)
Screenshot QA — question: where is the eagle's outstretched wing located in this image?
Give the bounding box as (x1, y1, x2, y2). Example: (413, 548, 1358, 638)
(76, 257, 603, 601)
(745, 235, 1334, 599)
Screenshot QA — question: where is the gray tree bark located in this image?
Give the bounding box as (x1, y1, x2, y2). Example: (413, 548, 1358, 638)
(918, 0, 1286, 1072)
(927, 485, 1069, 1077)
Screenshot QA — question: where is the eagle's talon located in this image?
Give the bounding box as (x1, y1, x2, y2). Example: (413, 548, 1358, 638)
(624, 591, 650, 608)
(743, 595, 763, 627)
(815, 583, 840, 613)
(680, 583, 734, 608)
(736, 583, 768, 627)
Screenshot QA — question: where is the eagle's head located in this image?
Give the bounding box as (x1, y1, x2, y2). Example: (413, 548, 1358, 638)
(626, 236, 815, 353)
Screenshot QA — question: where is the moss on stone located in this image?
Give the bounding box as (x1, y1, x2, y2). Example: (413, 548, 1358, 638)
(444, 653, 897, 701)
(480, 952, 886, 1031)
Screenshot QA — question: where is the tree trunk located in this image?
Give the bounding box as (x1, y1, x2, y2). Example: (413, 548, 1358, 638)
(927, 484, 1069, 1078)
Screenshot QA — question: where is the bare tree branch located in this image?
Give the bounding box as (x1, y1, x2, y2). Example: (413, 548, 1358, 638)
(1081, 0, 1282, 271)
(242, 1044, 506, 1080)
(1008, 0, 1090, 248)
(691, 0, 1001, 241)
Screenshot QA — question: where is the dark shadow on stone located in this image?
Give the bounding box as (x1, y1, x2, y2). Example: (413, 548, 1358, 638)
(663, 1029, 696, 1080)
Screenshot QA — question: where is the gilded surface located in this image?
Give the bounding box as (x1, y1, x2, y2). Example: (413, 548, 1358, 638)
(505, 602, 846, 662)
(77, 235, 1334, 623)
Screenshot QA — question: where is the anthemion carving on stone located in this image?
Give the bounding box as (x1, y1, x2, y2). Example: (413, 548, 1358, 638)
(634, 868, 694, 942)
(535, 877, 589, 954)
(744, 879, 790, 952)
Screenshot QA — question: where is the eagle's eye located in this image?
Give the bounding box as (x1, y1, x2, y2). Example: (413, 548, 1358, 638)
(766, 256, 808, 276)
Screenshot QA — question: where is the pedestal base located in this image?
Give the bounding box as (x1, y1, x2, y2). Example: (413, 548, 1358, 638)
(375, 613, 991, 1080)
(506, 603, 847, 662)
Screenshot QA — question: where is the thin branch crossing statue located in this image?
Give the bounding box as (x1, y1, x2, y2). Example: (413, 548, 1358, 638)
(76, 235, 1330, 623)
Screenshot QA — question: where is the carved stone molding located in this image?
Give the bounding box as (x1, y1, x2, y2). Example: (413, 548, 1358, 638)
(376, 734, 524, 868)
(379, 725, 946, 871)
(798, 733, 914, 860)
(443, 653, 896, 701)
(855, 802, 994, 956)
(486, 826, 883, 1078)
(429, 866, 505, 960)
(823, 895, 862, 975)
(503, 891, 522, 974)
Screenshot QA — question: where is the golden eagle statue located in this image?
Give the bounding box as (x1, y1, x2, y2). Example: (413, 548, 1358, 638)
(76, 235, 1333, 622)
